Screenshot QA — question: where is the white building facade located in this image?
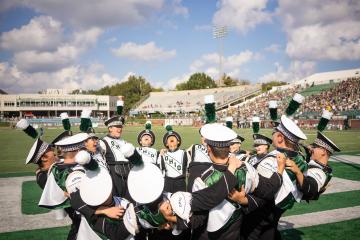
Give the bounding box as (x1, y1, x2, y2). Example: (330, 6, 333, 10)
(0, 91, 119, 119)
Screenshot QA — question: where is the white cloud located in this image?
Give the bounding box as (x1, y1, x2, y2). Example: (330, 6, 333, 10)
(16, 0, 164, 28)
(71, 27, 103, 50)
(0, 62, 123, 93)
(286, 22, 360, 60)
(277, 0, 360, 61)
(111, 42, 176, 61)
(276, 0, 360, 30)
(166, 73, 191, 89)
(0, 16, 63, 52)
(190, 50, 255, 79)
(259, 60, 316, 83)
(213, 0, 272, 34)
(264, 44, 281, 53)
(0, 0, 22, 12)
(171, 0, 189, 18)
(13, 45, 80, 72)
(1, 15, 103, 73)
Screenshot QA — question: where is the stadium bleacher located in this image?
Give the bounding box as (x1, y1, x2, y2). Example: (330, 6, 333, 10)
(300, 82, 338, 97)
(133, 85, 261, 113)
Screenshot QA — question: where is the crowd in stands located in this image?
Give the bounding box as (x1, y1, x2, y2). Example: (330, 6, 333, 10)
(222, 77, 360, 123)
(300, 77, 360, 115)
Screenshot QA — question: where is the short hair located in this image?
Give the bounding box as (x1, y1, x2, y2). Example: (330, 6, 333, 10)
(209, 145, 229, 159)
(278, 131, 299, 151)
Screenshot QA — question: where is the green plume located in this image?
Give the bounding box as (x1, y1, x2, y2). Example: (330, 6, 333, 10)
(145, 121, 152, 130)
(117, 100, 124, 115)
(60, 112, 71, 131)
(286, 93, 304, 116)
(165, 125, 173, 132)
(252, 117, 260, 134)
(317, 109, 333, 132)
(16, 119, 38, 139)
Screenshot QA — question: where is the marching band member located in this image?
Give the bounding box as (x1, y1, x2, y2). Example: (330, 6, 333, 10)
(136, 121, 159, 166)
(159, 125, 188, 193)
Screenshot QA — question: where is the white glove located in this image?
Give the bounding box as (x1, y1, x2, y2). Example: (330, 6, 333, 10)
(120, 142, 135, 158)
(75, 150, 91, 165)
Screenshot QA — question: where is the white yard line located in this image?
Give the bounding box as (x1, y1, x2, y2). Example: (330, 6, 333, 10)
(1, 175, 360, 233)
(330, 155, 360, 165)
(279, 206, 360, 230)
(0, 176, 70, 233)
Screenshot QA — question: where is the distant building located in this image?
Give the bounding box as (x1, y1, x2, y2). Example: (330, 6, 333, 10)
(292, 68, 360, 87)
(0, 89, 119, 118)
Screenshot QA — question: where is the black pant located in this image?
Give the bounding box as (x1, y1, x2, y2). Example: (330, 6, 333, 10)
(64, 207, 81, 240)
(164, 176, 186, 193)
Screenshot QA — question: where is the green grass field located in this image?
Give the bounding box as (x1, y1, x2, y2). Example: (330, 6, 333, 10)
(1, 126, 360, 239)
(1, 126, 360, 174)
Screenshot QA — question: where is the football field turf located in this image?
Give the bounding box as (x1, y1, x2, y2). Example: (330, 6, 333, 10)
(0, 126, 359, 239)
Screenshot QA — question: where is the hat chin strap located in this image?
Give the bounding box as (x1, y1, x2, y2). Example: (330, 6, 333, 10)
(167, 146, 180, 153)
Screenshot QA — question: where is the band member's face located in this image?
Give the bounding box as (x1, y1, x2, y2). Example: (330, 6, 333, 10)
(40, 149, 57, 169)
(109, 126, 123, 138)
(255, 144, 268, 155)
(140, 135, 153, 147)
(311, 147, 327, 161)
(166, 136, 179, 151)
(229, 143, 241, 153)
(85, 137, 98, 153)
(159, 200, 173, 218)
(272, 131, 282, 148)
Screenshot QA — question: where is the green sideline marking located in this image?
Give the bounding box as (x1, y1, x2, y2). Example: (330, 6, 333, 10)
(281, 218, 360, 240)
(331, 162, 360, 181)
(22, 181, 50, 215)
(0, 226, 69, 240)
(284, 190, 360, 217)
(1, 219, 359, 240)
(0, 172, 33, 178)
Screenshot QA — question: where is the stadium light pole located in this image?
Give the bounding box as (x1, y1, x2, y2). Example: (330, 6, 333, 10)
(213, 25, 227, 87)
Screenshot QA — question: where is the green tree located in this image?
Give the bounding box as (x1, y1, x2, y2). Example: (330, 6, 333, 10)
(175, 72, 217, 90)
(222, 74, 250, 87)
(223, 74, 238, 87)
(261, 81, 287, 92)
(89, 75, 157, 112)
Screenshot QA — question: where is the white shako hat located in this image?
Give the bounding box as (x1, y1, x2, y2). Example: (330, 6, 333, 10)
(275, 115, 307, 143)
(312, 131, 340, 155)
(80, 166, 113, 206)
(253, 133, 272, 146)
(200, 123, 237, 147)
(104, 116, 124, 128)
(128, 163, 164, 204)
(55, 132, 90, 152)
(25, 138, 50, 164)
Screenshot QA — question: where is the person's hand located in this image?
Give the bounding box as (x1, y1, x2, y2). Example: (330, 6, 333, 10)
(228, 155, 242, 174)
(158, 222, 173, 230)
(159, 201, 177, 223)
(228, 185, 248, 206)
(160, 149, 167, 156)
(64, 191, 70, 198)
(98, 206, 125, 219)
(276, 152, 286, 175)
(285, 159, 300, 175)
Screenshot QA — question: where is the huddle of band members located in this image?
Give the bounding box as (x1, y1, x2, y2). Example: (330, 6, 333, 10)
(16, 94, 341, 240)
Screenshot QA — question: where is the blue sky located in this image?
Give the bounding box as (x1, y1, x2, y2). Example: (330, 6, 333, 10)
(0, 0, 359, 93)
